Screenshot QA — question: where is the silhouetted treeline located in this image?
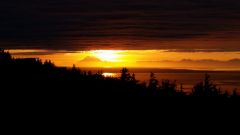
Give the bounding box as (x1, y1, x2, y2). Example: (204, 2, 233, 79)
(0, 49, 239, 105)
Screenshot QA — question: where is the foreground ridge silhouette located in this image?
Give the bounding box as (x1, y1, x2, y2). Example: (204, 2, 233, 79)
(0, 49, 240, 106)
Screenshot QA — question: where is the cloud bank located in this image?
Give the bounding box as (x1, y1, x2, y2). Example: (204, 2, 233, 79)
(1, 0, 240, 51)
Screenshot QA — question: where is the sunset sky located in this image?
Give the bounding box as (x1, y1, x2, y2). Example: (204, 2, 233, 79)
(1, 0, 240, 70)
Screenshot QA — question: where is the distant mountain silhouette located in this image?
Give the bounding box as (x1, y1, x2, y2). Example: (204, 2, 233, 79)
(137, 58, 240, 70)
(228, 58, 240, 63)
(79, 56, 102, 62)
(138, 58, 240, 63)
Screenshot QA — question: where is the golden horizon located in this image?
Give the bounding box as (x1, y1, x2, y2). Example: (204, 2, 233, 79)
(8, 49, 240, 70)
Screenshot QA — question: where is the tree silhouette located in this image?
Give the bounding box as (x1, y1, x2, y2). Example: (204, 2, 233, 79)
(0, 49, 12, 63)
(159, 80, 177, 96)
(120, 68, 131, 82)
(192, 74, 221, 97)
(44, 60, 55, 68)
(0, 49, 239, 102)
(148, 72, 158, 90)
(231, 89, 238, 98)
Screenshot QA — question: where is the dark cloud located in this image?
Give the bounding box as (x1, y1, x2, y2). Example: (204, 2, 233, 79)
(180, 59, 240, 63)
(11, 51, 57, 56)
(164, 49, 240, 52)
(1, 0, 240, 51)
(138, 58, 240, 63)
(10, 50, 78, 55)
(11, 50, 78, 56)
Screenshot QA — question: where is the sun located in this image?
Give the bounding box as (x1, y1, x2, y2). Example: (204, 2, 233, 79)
(91, 50, 123, 62)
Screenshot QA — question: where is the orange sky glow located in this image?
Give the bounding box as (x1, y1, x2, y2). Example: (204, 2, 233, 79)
(9, 49, 240, 70)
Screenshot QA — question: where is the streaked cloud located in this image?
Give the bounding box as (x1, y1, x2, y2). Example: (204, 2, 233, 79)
(0, 0, 240, 51)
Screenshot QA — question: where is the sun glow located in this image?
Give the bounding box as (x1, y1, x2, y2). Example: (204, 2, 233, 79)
(91, 50, 123, 62)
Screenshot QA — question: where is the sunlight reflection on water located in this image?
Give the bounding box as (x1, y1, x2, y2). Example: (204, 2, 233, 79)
(102, 72, 117, 77)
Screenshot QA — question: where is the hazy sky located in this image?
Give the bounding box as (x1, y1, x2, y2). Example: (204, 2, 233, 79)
(1, 0, 240, 51)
